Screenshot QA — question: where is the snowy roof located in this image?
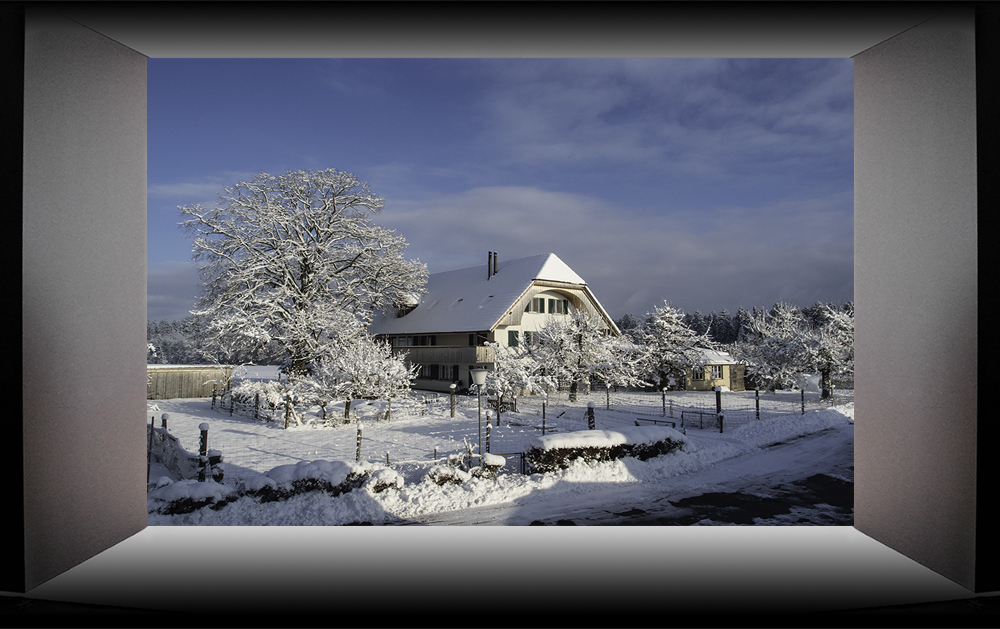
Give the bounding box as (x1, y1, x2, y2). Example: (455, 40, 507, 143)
(698, 350, 738, 365)
(369, 253, 597, 336)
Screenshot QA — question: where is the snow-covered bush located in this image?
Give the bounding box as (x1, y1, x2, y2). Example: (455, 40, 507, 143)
(524, 426, 687, 474)
(426, 465, 472, 486)
(147, 479, 240, 516)
(366, 468, 404, 493)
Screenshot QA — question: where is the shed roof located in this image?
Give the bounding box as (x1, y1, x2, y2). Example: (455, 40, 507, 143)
(369, 253, 600, 336)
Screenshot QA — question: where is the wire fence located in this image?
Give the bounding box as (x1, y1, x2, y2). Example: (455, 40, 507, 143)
(188, 384, 852, 483)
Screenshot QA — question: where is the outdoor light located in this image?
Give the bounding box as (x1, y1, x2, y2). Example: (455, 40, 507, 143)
(470, 368, 488, 457)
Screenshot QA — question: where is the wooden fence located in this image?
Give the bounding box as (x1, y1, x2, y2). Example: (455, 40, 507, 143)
(147, 365, 233, 400)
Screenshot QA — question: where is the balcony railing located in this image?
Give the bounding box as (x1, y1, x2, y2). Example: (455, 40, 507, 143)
(391, 345, 496, 365)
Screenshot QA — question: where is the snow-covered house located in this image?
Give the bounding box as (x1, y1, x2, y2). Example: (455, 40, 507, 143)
(369, 253, 620, 392)
(684, 349, 745, 392)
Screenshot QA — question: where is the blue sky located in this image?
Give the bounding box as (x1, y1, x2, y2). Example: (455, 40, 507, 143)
(147, 58, 854, 324)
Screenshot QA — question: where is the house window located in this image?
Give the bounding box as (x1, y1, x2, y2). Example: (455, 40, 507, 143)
(709, 365, 724, 379)
(524, 331, 534, 345)
(692, 367, 705, 381)
(508, 330, 519, 347)
(395, 336, 411, 347)
(548, 299, 555, 314)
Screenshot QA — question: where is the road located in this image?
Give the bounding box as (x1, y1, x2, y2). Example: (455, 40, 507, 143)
(389, 422, 854, 526)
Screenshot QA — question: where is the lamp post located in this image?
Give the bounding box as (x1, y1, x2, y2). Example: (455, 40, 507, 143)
(470, 368, 488, 458)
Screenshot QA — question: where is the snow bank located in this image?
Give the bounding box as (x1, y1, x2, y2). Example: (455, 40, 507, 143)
(728, 404, 854, 449)
(265, 459, 369, 486)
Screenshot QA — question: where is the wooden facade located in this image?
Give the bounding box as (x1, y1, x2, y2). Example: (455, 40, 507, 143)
(147, 365, 233, 400)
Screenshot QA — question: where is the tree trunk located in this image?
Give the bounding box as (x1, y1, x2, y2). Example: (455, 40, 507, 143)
(820, 367, 831, 399)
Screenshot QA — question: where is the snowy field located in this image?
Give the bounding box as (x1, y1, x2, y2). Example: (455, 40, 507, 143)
(147, 366, 854, 526)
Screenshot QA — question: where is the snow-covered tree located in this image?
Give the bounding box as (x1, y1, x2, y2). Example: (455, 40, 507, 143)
(635, 302, 711, 389)
(798, 303, 854, 398)
(731, 303, 809, 392)
(484, 341, 551, 419)
(293, 331, 416, 421)
(530, 309, 620, 401)
(734, 307, 754, 344)
(711, 309, 736, 344)
(179, 169, 428, 377)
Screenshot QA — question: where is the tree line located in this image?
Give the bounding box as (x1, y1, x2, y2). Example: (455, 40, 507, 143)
(615, 300, 854, 397)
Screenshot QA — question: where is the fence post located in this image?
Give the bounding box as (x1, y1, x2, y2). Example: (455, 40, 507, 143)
(606, 387, 610, 410)
(147, 416, 154, 484)
(542, 402, 546, 436)
(229, 391, 234, 416)
(255, 393, 260, 422)
(801, 389, 805, 415)
(486, 421, 491, 454)
(718, 413, 724, 434)
(386, 451, 390, 466)
(662, 389, 666, 416)
(387, 397, 391, 422)
(715, 386, 723, 415)
(450, 384, 456, 418)
(755, 387, 760, 420)
(284, 395, 291, 429)
(670, 399, 673, 418)
(161, 413, 169, 430)
(212, 383, 217, 409)
(198, 423, 209, 482)
(587, 402, 595, 430)
(356, 423, 362, 462)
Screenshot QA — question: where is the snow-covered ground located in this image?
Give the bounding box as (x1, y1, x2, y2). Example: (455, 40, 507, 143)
(146, 366, 854, 526)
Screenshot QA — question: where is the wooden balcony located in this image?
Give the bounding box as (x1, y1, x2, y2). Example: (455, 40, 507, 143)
(391, 345, 496, 365)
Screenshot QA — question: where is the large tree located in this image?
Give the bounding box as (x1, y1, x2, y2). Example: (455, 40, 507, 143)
(179, 169, 427, 377)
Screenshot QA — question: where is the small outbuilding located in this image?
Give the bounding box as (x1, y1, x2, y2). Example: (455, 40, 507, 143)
(684, 350, 745, 392)
(147, 365, 233, 400)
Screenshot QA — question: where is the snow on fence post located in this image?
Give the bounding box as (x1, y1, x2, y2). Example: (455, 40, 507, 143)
(587, 402, 596, 430)
(198, 423, 210, 482)
(356, 423, 362, 462)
